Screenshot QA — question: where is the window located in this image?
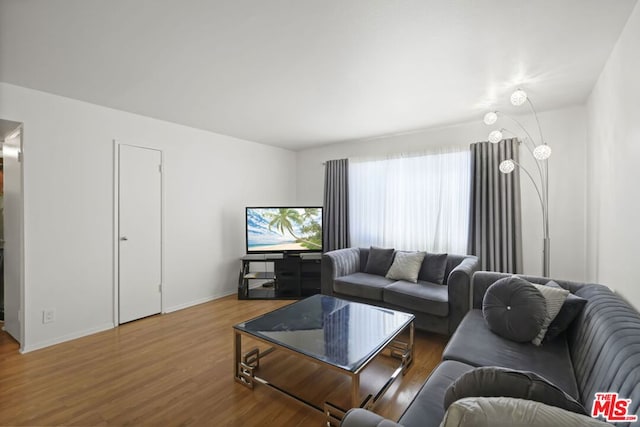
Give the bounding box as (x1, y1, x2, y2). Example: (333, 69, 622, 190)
(349, 150, 470, 254)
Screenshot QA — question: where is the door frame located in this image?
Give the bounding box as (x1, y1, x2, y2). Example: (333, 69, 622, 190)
(112, 140, 165, 325)
(1, 124, 26, 351)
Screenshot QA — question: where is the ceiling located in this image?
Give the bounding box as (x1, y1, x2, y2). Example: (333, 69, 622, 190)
(0, 0, 636, 150)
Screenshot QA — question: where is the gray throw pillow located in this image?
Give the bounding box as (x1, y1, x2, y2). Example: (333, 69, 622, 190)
(530, 283, 569, 346)
(441, 397, 608, 427)
(385, 251, 427, 283)
(363, 247, 395, 276)
(418, 252, 448, 284)
(482, 277, 546, 342)
(544, 281, 587, 340)
(443, 367, 586, 415)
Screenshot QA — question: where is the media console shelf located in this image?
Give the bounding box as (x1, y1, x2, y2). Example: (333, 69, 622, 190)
(238, 253, 322, 300)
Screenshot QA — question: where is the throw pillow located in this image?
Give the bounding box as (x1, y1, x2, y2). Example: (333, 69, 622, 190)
(418, 252, 448, 284)
(442, 397, 608, 427)
(363, 247, 395, 276)
(443, 367, 587, 415)
(530, 283, 569, 346)
(544, 281, 588, 341)
(385, 251, 427, 283)
(482, 276, 546, 342)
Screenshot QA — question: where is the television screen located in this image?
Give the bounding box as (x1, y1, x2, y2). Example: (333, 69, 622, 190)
(246, 207, 323, 253)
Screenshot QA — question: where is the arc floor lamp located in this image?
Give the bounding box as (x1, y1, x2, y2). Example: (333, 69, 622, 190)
(483, 89, 551, 277)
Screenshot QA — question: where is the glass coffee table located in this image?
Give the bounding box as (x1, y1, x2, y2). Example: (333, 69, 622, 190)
(233, 294, 415, 426)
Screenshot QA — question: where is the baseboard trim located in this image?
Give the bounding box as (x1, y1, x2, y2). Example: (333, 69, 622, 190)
(20, 292, 238, 353)
(164, 290, 236, 314)
(22, 322, 116, 353)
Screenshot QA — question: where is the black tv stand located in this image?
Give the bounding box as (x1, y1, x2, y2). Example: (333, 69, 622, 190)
(238, 253, 322, 300)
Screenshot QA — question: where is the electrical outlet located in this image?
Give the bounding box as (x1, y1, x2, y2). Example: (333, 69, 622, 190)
(43, 309, 55, 324)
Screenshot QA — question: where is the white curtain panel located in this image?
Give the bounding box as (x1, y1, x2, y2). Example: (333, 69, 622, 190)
(349, 150, 470, 254)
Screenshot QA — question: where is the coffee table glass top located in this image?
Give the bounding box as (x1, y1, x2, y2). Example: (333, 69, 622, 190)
(234, 294, 414, 372)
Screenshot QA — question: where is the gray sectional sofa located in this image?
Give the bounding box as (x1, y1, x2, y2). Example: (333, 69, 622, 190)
(342, 271, 640, 427)
(321, 247, 479, 335)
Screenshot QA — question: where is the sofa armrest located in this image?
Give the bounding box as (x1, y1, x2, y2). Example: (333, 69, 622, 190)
(446, 256, 479, 334)
(322, 248, 361, 296)
(341, 408, 403, 427)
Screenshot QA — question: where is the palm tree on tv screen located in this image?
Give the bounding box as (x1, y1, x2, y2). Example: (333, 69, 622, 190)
(265, 208, 321, 249)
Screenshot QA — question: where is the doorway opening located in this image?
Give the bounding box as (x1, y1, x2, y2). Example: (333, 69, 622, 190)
(0, 118, 25, 349)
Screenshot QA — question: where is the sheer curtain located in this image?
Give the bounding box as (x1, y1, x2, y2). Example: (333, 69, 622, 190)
(349, 150, 470, 254)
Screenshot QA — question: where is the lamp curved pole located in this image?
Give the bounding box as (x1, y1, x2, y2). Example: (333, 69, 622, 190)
(506, 159, 546, 229)
(501, 129, 545, 184)
(500, 113, 539, 147)
(526, 98, 545, 146)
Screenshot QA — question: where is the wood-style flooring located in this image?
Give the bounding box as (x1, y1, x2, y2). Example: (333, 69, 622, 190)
(0, 296, 446, 426)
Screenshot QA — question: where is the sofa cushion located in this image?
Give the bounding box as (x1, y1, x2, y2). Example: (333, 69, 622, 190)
(544, 281, 587, 341)
(418, 252, 448, 285)
(441, 397, 611, 427)
(363, 247, 395, 276)
(383, 280, 449, 316)
(398, 360, 475, 427)
(444, 367, 586, 414)
(530, 283, 569, 345)
(385, 251, 426, 283)
(443, 310, 579, 399)
(333, 272, 395, 301)
(482, 277, 547, 342)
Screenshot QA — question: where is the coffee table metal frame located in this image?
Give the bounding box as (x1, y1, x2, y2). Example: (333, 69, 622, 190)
(233, 313, 414, 426)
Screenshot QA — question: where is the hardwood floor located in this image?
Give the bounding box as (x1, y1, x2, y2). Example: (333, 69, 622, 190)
(0, 296, 447, 426)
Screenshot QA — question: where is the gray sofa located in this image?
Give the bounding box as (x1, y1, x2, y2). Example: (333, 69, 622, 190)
(321, 248, 479, 335)
(342, 271, 640, 427)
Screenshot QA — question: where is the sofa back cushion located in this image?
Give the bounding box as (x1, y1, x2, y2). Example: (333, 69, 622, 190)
(567, 285, 640, 419)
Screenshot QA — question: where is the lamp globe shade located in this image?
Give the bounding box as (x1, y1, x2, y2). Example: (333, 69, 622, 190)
(510, 89, 528, 106)
(484, 111, 498, 125)
(533, 144, 552, 160)
(499, 159, 516, 174)
(488, 130, 503, 144)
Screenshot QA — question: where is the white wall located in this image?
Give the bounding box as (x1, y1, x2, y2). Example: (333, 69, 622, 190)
(586, 2, 640, 310)
(0, 83, 297, 351)
(297, 106, 588, 281)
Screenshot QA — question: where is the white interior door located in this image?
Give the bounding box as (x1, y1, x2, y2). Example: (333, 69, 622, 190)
(118, 144, 162, 324)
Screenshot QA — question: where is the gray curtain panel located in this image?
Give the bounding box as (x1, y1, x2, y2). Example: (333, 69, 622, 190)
(468, 139, 523, 273)
(323, 159, 350, 252)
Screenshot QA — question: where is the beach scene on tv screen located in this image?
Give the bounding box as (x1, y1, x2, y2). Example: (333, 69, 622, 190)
(247, 207, 322, 251)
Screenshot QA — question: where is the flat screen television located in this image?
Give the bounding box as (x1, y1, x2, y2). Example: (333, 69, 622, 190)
(246, 207, 323, 254)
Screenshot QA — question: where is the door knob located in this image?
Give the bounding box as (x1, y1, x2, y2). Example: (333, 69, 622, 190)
(120, 236, 128, 241)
